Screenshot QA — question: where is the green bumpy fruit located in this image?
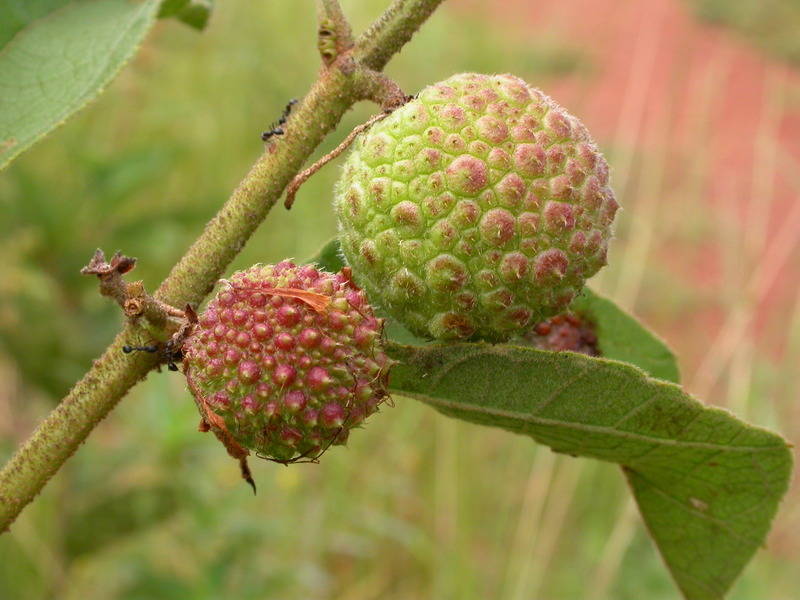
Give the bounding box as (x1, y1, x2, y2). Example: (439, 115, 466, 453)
(183, 262, 391, 462)
(335, 73, 619, 341)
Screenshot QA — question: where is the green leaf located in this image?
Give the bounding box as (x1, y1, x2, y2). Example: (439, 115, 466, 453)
(387, 341, 792, 600)
(0, 0, 162, 171)
(308, 236, 347, 273)
(567, 287, 681, 384)
(158, 0, 191, 18)
(158, 0, 212, 31)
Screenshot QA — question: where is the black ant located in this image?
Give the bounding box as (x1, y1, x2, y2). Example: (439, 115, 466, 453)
(122, 343, 158, 355)
(261, 99, 298, 141)
(123, 341, 182, 372)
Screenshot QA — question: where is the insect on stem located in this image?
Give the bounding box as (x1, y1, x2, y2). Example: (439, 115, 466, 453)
(261, 99, 298, 142)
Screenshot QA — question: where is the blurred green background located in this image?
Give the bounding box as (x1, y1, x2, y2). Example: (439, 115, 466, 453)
(1, 1, 799, 598)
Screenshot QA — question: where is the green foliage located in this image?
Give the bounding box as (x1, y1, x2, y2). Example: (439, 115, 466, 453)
(159, 0, 213, 31)
(387, 341, 792, 600)
(0, 0, 163, 170)
(64, 485, 179, 557)
(571, 288, 680, 384)
(687, 0, 800, 64)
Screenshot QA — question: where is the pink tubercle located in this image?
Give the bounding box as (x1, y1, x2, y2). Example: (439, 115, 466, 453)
(272, 363, 297, 387)
(237, 360, 261, 385)
(284, 390, 307, 413)
(320, 402, 346, 428)
(275, 332, 296, 352)
(279, 426, 303, 447)
(305, 366, 333, 391)
(277, 305, 301, 328)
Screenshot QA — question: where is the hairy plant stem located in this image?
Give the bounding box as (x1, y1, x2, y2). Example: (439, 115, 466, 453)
(0, 0, 446, 533)
(356, 0, 446, 70)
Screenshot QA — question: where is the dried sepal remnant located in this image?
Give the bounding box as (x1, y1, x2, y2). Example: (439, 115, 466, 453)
(335, 73, 619, 342)
(85, 248, 189, 342)
(182, 261, 393, 465)
(81, 249, 137, 277)
(219, 279, 331, 314)
(81, 249, 137, 306)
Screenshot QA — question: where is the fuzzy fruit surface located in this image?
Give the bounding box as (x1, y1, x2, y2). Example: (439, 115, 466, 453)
(183, 262, 391, 462)
(335, 73, 619, 341)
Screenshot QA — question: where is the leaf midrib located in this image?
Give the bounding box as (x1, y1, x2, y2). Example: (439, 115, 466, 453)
(395, 391, 785, 454)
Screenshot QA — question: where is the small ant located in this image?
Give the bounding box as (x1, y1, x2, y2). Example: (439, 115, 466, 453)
(261, 99, 298, 141)
(122, 343, 158, 355)
(122, 341, 182, 372)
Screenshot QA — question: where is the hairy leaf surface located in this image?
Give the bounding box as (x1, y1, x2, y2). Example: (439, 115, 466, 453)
(569, 287, 680, 383)
(387, 341, 792, 600)
(0, 0, 161, 170)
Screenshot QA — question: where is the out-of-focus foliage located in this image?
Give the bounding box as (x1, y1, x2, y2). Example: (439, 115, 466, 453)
(0, 0, 163, 170)
(159, 0, 213, 31)
(687, 0, 800, 64)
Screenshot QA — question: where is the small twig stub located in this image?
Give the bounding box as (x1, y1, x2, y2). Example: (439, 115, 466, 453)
(284, 106, 406, 210)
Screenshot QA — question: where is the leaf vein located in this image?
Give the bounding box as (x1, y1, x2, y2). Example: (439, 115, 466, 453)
(409, 392, 785, 453)
(633, 471, 763, 548)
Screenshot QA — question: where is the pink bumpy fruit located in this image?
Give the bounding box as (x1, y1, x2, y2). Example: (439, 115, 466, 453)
(183, 262, 392, 462)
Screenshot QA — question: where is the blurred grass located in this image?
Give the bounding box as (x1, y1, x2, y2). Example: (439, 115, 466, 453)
(687, 0, 800, 65)
(0, 1, 798, 599)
